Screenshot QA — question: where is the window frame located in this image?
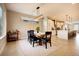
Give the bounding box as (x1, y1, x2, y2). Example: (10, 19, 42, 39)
(0, 4, 6, 40)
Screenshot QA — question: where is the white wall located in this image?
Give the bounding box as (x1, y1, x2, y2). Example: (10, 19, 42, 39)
(47, 19, 56, 35)
(7, 11, 41, 39)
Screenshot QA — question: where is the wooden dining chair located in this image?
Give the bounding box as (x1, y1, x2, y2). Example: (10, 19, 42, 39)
(27, 30, 34, 44)
(27, 30, 31, 42)
(42, 32, 52, 49)
(29, 30, 39, 47)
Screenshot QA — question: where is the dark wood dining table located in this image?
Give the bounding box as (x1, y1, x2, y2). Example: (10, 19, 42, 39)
(34, 32, 45, 45)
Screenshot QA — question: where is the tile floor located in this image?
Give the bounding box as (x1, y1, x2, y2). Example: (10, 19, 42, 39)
(1, 33, 79, 56)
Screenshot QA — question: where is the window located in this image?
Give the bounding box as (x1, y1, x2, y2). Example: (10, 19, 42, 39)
(0, 5, 3, 36)
(74, 24, 79, 31)
(0, 4, 6, 39)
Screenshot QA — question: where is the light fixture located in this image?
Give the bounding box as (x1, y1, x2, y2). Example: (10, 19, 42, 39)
(34, 6, 44, 20)
(36, 6, 40, 9)
(36, 6, 41, 16)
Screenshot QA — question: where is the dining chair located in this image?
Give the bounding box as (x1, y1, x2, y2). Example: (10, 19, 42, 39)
(27, 30, 31, 42)
(42, 31, 52, 49)
(29, 30, 39, 47)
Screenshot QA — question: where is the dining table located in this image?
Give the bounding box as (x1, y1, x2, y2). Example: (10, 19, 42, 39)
(34, 32, 45, 45)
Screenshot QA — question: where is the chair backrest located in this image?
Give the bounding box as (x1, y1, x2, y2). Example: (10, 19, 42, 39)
(27, 31, 30, 37)
(30, 30, 34, 36)
(27, 30, 35, 39)
(45, 32, 52, 41)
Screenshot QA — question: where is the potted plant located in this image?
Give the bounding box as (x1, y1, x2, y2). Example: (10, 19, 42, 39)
(36, 27, 40, 33)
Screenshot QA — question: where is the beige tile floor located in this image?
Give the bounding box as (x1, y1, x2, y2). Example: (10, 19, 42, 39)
(1, 33, 79, 56)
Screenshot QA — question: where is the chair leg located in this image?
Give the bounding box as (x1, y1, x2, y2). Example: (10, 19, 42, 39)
(45, 42, 47, 49)
(30, 39, 32, 44)
(30, 41, 32, 44)
(28, 37, 29, 41)
(50, 41, 52, 47)
(33, 41, 34, 47)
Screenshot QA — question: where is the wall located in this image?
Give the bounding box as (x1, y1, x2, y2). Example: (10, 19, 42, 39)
(48, 19, 55, 31)
(0, 4, 6, 55)
(7, 11, 40, 39)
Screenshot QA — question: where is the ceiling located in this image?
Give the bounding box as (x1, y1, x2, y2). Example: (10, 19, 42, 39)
(5, 3, 45, 16)
(5, 3, 79, 21)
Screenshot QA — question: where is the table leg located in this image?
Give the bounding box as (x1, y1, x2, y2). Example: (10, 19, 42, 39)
(39, 39, 42, 45)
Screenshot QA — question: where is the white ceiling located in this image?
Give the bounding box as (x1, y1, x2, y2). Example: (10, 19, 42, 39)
(5, 3, 79, 20)
(5, 3, 45, 16)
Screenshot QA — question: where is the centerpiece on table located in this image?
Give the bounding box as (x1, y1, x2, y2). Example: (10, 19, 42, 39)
(36, 27, 40, 33)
